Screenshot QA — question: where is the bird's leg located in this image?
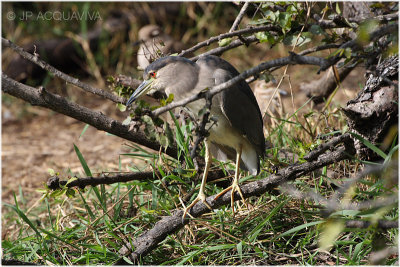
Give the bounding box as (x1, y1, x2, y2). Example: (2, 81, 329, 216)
(182, 141, 213, 220)
(214, 145, 247, 214)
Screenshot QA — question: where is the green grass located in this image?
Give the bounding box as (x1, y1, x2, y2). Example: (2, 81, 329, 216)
(2, 103, 398, 265)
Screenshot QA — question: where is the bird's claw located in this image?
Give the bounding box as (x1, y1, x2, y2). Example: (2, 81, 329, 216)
(214, 181, 247, 215)
(182, 192, 212, 221)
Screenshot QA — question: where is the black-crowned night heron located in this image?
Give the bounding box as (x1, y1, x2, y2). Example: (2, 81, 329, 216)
(137, 25, 183, 70)
(127, 55, 265, 218)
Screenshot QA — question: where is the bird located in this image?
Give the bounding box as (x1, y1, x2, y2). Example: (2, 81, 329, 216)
(136, 24, 183, 70)
(126, 55, 265, 218)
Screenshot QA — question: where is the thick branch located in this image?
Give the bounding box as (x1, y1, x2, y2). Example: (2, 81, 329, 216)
(118, 143, 354, 262)
(1, 74, 178, 159)
(2, 38, 125, 104)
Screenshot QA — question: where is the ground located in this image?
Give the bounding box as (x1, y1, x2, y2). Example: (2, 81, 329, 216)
(2, 93, 131, 229)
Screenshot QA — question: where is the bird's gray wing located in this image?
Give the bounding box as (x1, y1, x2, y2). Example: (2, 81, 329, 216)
(196, 55, 265, 159)
(220, 77, 265, 157)
(201, 56, 265, 157)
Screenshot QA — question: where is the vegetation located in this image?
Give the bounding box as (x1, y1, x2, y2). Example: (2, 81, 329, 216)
(2, 2, 398, 265)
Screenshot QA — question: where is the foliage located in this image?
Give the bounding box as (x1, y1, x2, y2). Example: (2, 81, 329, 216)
(2, 1, 398, 265)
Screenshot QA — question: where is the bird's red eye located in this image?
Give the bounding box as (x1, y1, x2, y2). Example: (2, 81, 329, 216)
(150, 72, 156, 78)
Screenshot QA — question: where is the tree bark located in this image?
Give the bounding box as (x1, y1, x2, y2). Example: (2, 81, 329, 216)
(342, 55, 398, 160)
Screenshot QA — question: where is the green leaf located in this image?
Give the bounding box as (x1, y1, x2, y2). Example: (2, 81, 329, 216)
(73, 144, 92, 176)
(163, 123, 174, 149)
(335, 2, 341, 15)
(344, 48, 352, 59)
(50, 188, 66, 198)
(79, 124, 90, 139)
(122, 116, 132, 125)
(259, 71, 275, 83)
(117, 103, 126, 112)
(349, 132, 387, 159)
(286, 4, 298, 14)
(255, 32, 275, 44)
(264, 10, 277, 22)
(65, 177, 78, 186)
(218, 37, 232, 47)
(4, 194, 41, 236)
(237, 241, 244, 260)
(278, 12, 291, 32)
(358, 20, 379, 44)
(310, 24, 324, 35)
(66, 188, 76, 198)
(276, 220, 324, 239)
(47, 168, 56, 176)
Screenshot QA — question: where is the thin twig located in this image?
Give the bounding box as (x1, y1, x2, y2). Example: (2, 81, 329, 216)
(229, 2, 250, 33)
(179, 26, 279, 57)
(190, 35, 259, 61)
(181, 11, 396, 59)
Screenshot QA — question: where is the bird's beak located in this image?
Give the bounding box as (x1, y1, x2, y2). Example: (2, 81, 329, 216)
(126, 79, 154, 106)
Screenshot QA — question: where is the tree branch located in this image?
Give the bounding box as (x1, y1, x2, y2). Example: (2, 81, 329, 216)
(46, 168, 228, 190)
(345, 219, 398, 230)
(179, 27, 278, 58)
(1, 74, 178, 159)
(190, 35, 259, 61)
(304, 133, 351, 161)
(229, 2, 250, 32)
(2, 38, 125, 104)
(118, 140, 355, 262)
(152, 52, 336, 117)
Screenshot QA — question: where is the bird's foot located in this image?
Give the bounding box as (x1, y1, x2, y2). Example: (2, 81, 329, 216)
(182, 191, 212, 221)
(214, 181, 248, 215)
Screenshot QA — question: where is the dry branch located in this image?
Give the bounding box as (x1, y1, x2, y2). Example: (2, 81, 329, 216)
(46, 168, 228, 190)
(303, 133, 352, 161)
(1, 74, 178, 159)
(345, 219, 398, 230)
(190, 36, 259, 61)
(2, 38, 125, 104)
(179, 27, 278, 58)
(153, 52, 337, 117)
(300, 64, 357, 104)
(118, 139, 355, 262)
(229, 2, 250, 32)
(181, 10, 397, 59)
